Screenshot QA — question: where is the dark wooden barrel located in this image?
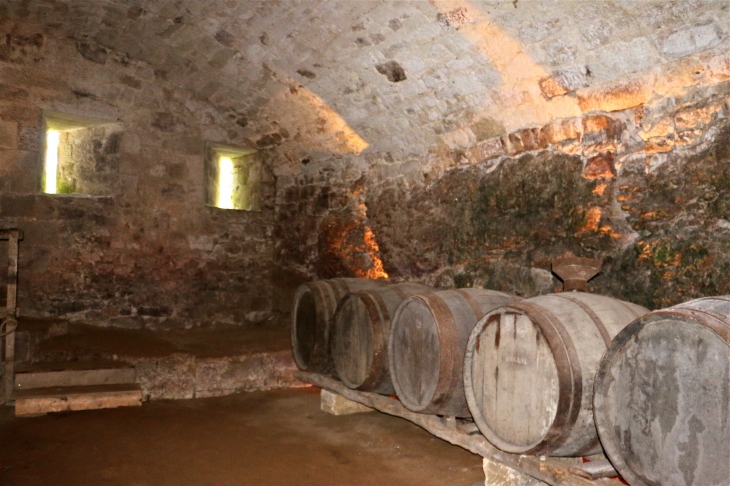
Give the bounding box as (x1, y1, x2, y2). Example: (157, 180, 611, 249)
(389, 288, 519, 417)
(464, 292, 648, 456)
(594, 296, 730, 486)
(291, 278, 387, 374)
(331, 282, 433, 394)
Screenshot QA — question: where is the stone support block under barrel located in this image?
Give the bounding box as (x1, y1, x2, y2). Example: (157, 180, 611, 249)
(320, 389, 374, 416)
(483, 457, 549, 486)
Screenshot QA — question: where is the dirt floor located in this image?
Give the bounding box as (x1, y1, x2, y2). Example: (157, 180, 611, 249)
(25, 319, 292, 359)
(0, 387, 484, 486)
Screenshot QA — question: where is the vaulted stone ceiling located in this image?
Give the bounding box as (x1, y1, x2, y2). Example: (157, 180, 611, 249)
(4, 0, 728, 182)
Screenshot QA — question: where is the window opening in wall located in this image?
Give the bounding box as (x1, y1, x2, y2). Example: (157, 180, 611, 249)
(206, 143, 262, 211)
(42, 112, 123, 196)
(217, 156, 235, 209)
(44, 130, 61, 194)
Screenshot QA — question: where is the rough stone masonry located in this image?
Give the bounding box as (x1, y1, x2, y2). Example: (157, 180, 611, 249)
(0, 0, 729, 330)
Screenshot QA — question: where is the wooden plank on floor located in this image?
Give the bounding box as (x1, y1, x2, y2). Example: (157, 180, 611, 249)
(15, 367, 136, 390)
(14, 383, 143, 416)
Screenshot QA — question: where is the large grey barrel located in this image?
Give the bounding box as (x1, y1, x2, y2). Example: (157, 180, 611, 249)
(464, 292, 648, 456)
(594, 296, 730, 486)
(291, 278, 387, 374)
(389, 288, 519, 417)
(331, 283, 433, 394)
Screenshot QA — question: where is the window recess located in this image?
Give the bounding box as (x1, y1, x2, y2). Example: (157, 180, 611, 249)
(43, 112, 122, 196)
(205, 143, 262, 211)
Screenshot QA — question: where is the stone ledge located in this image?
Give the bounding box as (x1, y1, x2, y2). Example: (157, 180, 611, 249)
(18, 319, 304, 401)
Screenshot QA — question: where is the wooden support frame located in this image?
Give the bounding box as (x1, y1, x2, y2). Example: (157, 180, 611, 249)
(297, 372, 623, 486)
(1, 229, 22, 402)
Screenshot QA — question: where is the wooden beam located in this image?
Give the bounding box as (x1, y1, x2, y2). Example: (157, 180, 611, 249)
(1, 228, 22, 403)
(0, 229, 23, 240)
(569, 460, 619, 480)
(3, 318, 17, 402)
(14, 384, 143, 416)
(6, 229, 21, 312)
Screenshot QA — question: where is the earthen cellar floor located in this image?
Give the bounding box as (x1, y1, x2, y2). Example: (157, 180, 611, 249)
(27, 319, 293, 359)
(0, 387, 483, 486)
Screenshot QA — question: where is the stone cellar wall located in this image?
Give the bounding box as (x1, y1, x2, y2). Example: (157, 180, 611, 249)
(277, 80, 730, 310)
(0, 7, 277, 329)
(1, 0, 730, 327)
(267, 1, 730, 311)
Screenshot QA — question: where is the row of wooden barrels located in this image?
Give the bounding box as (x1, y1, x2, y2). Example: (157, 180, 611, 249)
(291, 278, 730, 486)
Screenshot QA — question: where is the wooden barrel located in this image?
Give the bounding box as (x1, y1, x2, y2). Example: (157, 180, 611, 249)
(464, 292, 648, 456)
(331, 282, 433, 394)
(389, 288, 519, 417)
(594, 296, 730, 486)
(291, 278, 387, 374)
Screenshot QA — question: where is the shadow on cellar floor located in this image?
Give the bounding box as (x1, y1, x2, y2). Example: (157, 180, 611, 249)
(0, 387, 483, 486)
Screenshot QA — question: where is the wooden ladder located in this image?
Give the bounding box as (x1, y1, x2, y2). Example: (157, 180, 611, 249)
(1, 229, 22, 404)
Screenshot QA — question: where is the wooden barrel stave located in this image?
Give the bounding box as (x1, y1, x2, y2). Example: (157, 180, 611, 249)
(389, 288, 517, 417)
(291, 278, 387, 374)
(464, 292, 648, 456)
(332, 282, 433, 394)
(594, 297, 730, 486)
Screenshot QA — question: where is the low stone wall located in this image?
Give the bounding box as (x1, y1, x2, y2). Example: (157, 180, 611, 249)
(135, 350, 304, 400)
(17, 319, 305, 400)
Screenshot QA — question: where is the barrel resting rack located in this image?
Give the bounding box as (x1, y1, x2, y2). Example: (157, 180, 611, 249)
(1, 229, 22, 403)
(297, 372, 623, 486)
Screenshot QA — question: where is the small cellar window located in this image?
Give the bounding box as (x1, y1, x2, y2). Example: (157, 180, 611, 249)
(205, 143, 262, 211)
(42, 112, 122, 196)
(44, 129, 61, 193)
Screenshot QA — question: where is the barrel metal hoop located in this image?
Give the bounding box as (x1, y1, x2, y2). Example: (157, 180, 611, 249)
(306, 282, 334, 372)
(330, 278, 349, 300)
(453, 289, 485, 322)
(615, 299, 647, 319)
(422, 293, 461, 410)
(509, 301, 583, 455)
(291, 285, 309, 369)
(574, 435, 602, 457)
(331, 292, 353, 385)
(593, 318, 648, 486)
(323, 281, 346, 372)
(553, 294, 612, 348)
(390, 285, 408, 300)
(316, 281, 339, 366)
(358, 290, 391, 392)
(653, 307, 730, 344)
(316, 281, 337, 331)
(677, 295, 730, 306)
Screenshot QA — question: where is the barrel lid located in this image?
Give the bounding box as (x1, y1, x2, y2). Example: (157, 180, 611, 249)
(465, 306, 560, 453)
(595, 312, 730, 486)
(389, 297, 441, 411)
(331, 293, 374, 389)
(291, 285, 318, 370)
